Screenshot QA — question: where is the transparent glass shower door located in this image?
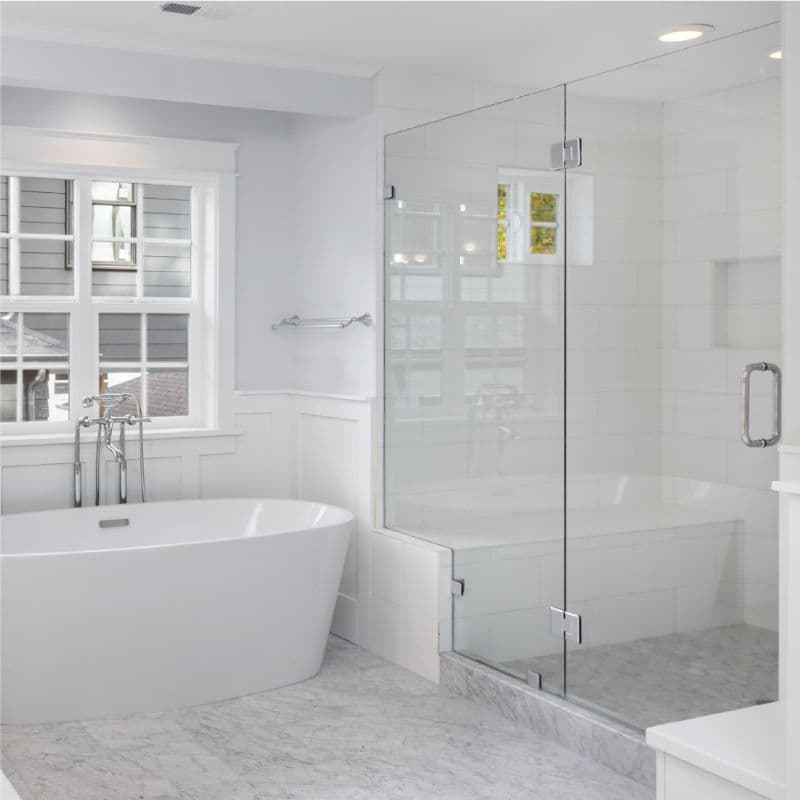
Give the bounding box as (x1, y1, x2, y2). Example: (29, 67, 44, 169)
(383, 86, 568, 692)
(562, 24, 782, 730)
(384, 22, 781, 735)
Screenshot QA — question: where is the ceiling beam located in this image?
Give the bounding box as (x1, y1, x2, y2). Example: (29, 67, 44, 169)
(0, 36, 375, 118)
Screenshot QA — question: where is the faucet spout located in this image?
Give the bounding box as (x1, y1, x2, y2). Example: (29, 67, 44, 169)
(104, 440, 126, 464)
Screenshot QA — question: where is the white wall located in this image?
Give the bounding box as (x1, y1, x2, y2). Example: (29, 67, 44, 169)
(285, 114, 379, 397)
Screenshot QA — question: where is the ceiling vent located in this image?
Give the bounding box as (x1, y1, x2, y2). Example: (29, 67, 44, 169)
(160, 3, 203, 15)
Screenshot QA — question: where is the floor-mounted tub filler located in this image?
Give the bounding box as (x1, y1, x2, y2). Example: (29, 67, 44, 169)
(0, 497, 353, 724)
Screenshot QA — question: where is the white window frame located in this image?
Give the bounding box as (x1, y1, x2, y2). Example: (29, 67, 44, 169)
(0, 126, 237, 439)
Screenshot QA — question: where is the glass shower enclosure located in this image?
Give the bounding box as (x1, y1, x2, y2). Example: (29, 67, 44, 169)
(383, 23, 782, 731)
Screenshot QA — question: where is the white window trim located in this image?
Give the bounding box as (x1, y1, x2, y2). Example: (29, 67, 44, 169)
(0, 126, 237, 440)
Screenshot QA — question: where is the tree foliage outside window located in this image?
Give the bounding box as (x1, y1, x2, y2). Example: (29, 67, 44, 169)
(529, 192, 557, 255)
(496, 184, 508, 261)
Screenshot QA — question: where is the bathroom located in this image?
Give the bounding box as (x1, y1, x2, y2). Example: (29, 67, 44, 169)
(0, 2, 799, 798)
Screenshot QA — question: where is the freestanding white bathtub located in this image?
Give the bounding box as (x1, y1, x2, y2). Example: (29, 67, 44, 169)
(0, 497, 353, 724)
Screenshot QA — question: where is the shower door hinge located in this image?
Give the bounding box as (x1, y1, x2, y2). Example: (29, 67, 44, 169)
(550, 138, 582, 170)
(383, 184, 396, 200)
(549, 606, 582, 644)
(450, 578, 465, 597)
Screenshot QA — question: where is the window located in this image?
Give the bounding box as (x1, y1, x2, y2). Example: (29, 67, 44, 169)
(496, 170, 563, 265)
(91, 181, 137, 268)
(99, 313, 189, 417)
(1, 170, 205, 432)
(1, 312, 70, 422)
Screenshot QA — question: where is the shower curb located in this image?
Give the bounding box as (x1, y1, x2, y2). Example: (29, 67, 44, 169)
(440, 652, 656, 791)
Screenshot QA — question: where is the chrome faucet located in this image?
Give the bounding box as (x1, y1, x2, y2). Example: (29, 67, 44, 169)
(73, 393, 150, 507)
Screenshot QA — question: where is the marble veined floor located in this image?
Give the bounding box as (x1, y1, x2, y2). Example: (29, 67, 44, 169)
(506, 624, 779, 731)
(1, 637, 651, 800)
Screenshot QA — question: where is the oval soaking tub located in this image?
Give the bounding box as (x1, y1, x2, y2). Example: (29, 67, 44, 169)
(0, 498, 353, 724)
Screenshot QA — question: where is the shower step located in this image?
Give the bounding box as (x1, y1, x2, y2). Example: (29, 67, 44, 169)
(440, 652, 656, 791)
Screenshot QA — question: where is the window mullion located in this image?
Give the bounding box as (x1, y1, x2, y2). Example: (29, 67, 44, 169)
(15, 314, 23, 422)
(135, 183, 144, 299)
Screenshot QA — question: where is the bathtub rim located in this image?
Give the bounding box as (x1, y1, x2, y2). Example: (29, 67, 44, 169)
(0, 496, 354, 559)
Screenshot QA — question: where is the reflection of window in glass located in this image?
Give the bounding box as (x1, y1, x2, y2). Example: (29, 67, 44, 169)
(387, 198, 441, 270)
(464, 314, 524, 349)
(406, 367, 441, 406)
(496, 170, 562, 265)
(92, 182, 137, 269)
(0, 311, 70, 422)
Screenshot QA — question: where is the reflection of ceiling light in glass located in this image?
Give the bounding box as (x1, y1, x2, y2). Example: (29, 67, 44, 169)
(413, 254, 426, 263)
(393, 253, 408, 264)
(397, 200, 405, 209)
(463, 242, 477, 253)
(459, 204, 467, 212)
(769, 50, 783, 60)
(658, 24, 714, 43)
(459, 256, 465, 265)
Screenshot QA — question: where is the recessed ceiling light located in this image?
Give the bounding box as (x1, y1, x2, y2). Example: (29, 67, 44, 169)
(769, 50, 783, 60)
(658, 24, 715, 43)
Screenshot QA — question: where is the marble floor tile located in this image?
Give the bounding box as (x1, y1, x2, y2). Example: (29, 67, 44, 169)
(2, 636, 652, 800)
(506, 623, 778, 730)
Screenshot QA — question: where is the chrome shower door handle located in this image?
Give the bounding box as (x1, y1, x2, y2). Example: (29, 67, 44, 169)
(741, 362, 782, 448)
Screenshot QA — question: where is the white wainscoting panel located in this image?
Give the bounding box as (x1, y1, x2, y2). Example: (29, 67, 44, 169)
(200, 393, 292, 499)
(288, 393, 373, 647)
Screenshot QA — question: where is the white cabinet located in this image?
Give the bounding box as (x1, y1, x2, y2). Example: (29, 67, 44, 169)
(646, 703, 784, 800)
(657, 753, 769, 800)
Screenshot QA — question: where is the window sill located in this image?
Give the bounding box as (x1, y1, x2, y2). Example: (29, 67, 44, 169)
(0, 427, 243, 448)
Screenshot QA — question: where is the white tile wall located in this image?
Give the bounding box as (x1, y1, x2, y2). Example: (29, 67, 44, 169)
(450, 516, 742, 663)
(661, 78, 781, 631)
(368, 527, 451, 682)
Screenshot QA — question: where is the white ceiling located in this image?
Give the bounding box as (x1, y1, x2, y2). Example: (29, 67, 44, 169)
(0, 1, 781, 89)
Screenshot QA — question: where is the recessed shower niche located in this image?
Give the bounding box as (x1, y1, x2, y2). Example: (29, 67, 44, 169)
(712, 257, 781, 350)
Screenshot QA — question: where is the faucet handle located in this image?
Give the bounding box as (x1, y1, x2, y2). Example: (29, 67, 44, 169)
(124, 414, 151, 425)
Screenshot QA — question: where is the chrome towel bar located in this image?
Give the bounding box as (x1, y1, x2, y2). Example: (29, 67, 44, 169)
(272, 313, 373, 330)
